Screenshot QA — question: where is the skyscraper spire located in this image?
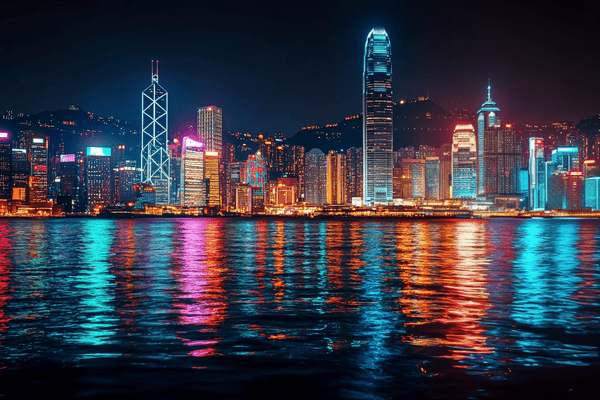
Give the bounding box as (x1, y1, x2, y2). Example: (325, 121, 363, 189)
(487, 78, 492, 102)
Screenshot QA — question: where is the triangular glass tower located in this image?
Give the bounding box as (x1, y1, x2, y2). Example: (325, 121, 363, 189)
(141, 61, 171, 205)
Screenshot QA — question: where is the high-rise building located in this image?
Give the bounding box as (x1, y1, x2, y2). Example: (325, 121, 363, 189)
(57, 153, 82, 213)
(115, 160, 138, 204)
(11, 148, 28, 202)
(483, 124, 521, 196)
(326, 150, 346, 205)
(363, 27, 393, 206)
(0, 131, 11, 201)
(477, 80, 501, 195)
(452, 124, 477, 199)
(425, 157, 440, 199)
(346, 147, 363, 201)
(245, 150, 267, 210)
(529, 138, 546, 211)
(29, 134, 48, 203)
(197, 106, 223, 155)
(401, 159, 426, 199)
(551, 147, 579, 171)
(168, 140, 182, 205)
(436, 144, 452, 199)
(285, 145, 305, 203)
(305, 148, 327, 205)
(204, 151, 221, 209)
(179, 137, 205, 207)
(85, 146, 112, 210)
(585, 177, 600, 210)
(141, 61, 170, 205)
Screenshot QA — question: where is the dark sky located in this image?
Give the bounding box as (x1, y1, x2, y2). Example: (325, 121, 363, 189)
(1, 0, 598, 137)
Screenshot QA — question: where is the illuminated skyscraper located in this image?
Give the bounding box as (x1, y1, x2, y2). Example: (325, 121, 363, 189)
(180, 137, 205, 207)
(452, 124, 477, 199)
(85, 146, 112, 210)
(326, 150, 346, 205)
(197, 106, 222, 155)
(141, 61, 170, 204)
(29, 134, 48, 203)
(477, 80, 500, 195)
(205, 151, 221, 209)
(363, 27, 393, 205)
(483, 124, 521, 196)
(529, 137, 546, 211)
(305, 148, 326, 205)
(0, 131, 11, 201)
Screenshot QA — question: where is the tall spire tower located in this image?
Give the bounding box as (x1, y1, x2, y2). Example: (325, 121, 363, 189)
(141, 60, 171, 204)
(363, 28, 393, 206)
(477, 79, 500, 196)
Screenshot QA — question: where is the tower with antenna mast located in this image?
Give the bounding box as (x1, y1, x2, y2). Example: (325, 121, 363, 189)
(141, 60, 171, 204)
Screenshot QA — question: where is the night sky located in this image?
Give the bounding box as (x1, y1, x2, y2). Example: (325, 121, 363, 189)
(1, 0, 598, 137)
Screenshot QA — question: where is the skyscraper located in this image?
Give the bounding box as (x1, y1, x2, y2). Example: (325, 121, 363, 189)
(483, 124, 521, 196)
(204, 151, 221, 209)
(85, 146, 112, 210)
(304, 148, 327, 205)
(29, 134, 48, 203)
(477, 80, 501, 195)
(452, 124, 477, 199)
(326, 150, 346, 205)
(363, 27, 393, 206)
(529, 137, 546, 211)
(180, 137, 205, 207)
(141, 61, 170, 205)
(0, 131, 11, 202)
(197, 106, 223, 155)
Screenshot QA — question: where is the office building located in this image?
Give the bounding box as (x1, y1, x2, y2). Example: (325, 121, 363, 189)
(180, 137, 205, 207)
(85, 146, 112, 210)
(551, 147, 579, 171)
(483, 124, 521, 196)
(401, 159, 426, 199)
(346, 147, 363, 201)
(326, 150, 346, 204)
(0, 131, 10, 201)
(363, 27, 393, 205)
(585, 177, 600, 210)
(304, 148, 327, 205)
(11, 148, 28, 202)
(452, 124, 477, 199)
(29, 134, 49, 203)
(115, 160, 138, 204)
(141, 61, 170, 205)
(204, 151, 220, 209)
(425, 157, 440, 199)
(529, 138, 546, 211)
(197, 106, 222, 155)
(477, 80, 501, 195)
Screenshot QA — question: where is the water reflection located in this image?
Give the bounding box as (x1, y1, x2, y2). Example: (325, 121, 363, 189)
(173, 219, 227, 358)
(0, 218, 599, 398)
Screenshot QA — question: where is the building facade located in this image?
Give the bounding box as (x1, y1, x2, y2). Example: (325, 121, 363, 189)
(305, 148, 327, 205)
(141, 61, 170, 205)
(197, 106, 223, 155)
(452, 124, 477, 199)
(477, 80, 501, 196)
(363, 27, 393, 205)
(180, 137, 205, 207)
(529, 137, 546, 211)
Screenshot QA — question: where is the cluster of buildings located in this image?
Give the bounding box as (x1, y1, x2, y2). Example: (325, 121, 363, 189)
(1, 29, 599, 217)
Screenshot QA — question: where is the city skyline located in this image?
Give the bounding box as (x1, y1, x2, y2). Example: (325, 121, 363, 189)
(1, 1, 598, 137)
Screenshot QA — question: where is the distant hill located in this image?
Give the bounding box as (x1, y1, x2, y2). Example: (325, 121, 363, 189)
(0, 108, 141, 159)
(287, 99, 459, 153)
(576, 114, 600, 137)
